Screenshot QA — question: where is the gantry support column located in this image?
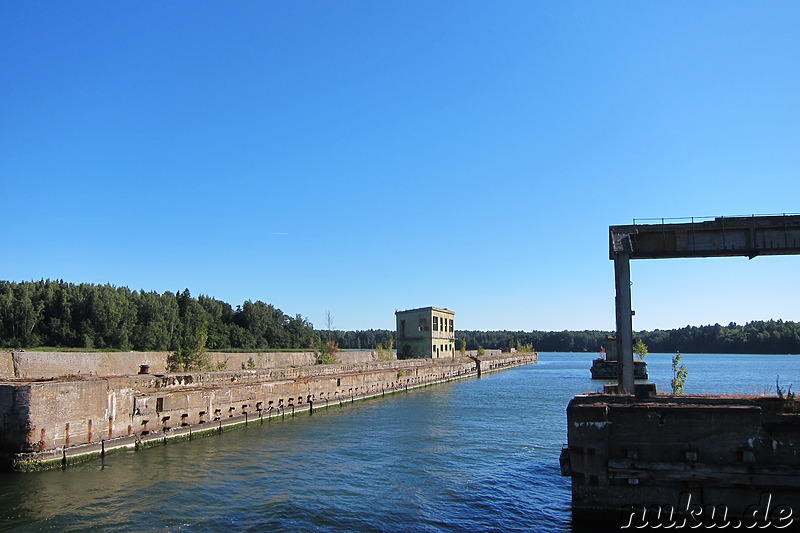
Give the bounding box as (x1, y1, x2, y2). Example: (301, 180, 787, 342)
(614, 251, 634, 394)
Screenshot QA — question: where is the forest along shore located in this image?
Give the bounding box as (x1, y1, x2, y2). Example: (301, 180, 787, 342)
(3, 281, 799, 357)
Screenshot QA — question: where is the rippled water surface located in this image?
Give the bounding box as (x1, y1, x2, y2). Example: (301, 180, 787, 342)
(0, 352, 797, 532)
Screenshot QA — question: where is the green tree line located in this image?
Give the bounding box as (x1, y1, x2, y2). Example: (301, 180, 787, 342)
(325, 322, 800, 355)
(319, 329, 396, 351)
(0, 280, 317, 353)
(4, 280, 799, 355)
(321, 329, 611, 352)
(639, 321, 800, 355)
(461, 322, 800, 354)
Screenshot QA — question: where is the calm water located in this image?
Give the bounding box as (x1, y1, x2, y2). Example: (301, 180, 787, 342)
(0, 352, 798, 532)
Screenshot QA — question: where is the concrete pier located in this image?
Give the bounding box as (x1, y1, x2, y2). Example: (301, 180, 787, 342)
(0, 351, 537, 471)
(563, 393, 800, 528)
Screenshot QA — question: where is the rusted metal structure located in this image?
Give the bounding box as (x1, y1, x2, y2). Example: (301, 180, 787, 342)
(610, 214, 800, 393)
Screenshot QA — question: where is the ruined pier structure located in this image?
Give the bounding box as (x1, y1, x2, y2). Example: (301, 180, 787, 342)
(611, 214, 800, 393)
(0, 349, 537, 471)
(563, 214, 800, 525)
(566, 393, 800, 526)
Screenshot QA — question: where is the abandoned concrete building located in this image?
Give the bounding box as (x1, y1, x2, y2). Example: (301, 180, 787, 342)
(395, 306, 455, 358)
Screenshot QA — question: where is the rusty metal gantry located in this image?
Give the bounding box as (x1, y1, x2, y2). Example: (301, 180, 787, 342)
(610, 213, 800, 394)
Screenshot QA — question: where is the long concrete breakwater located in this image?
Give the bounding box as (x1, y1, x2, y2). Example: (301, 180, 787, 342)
(0, 351, 537, 471)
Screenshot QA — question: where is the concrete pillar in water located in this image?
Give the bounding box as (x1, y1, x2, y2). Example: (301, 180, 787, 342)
(614, 251, 634, 394)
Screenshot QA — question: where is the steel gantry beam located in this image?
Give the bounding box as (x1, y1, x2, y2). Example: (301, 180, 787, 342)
(609, 214, 800, 394)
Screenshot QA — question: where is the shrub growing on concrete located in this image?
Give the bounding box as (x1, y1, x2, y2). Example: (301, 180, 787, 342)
(671, 353, 688, 395)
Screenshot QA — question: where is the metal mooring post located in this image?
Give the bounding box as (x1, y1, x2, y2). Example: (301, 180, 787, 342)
(614, 251, 635, 394)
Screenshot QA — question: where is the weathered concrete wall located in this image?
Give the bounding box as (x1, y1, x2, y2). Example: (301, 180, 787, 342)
(566, 393, 800, 527)
(2, 351, 170, 379)
(0, 384, 29, 454)
(464, 349, 503, 358)
(0, 350, 393, 379)
(23, 379, 138, 451)
(1, 352, 537, 470)
(206, 350, 390, 370)
(0, 352, 13, 377)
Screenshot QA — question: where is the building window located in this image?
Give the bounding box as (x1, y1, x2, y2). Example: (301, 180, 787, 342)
(432, 316, 438, 331)
(449, 319, 454, 332)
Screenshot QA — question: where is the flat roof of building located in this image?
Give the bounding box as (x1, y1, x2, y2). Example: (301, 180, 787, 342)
(395, 306, 454, 315)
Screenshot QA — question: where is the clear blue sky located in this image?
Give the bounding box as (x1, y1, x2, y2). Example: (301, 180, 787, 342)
(2, 2, 799, 332)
